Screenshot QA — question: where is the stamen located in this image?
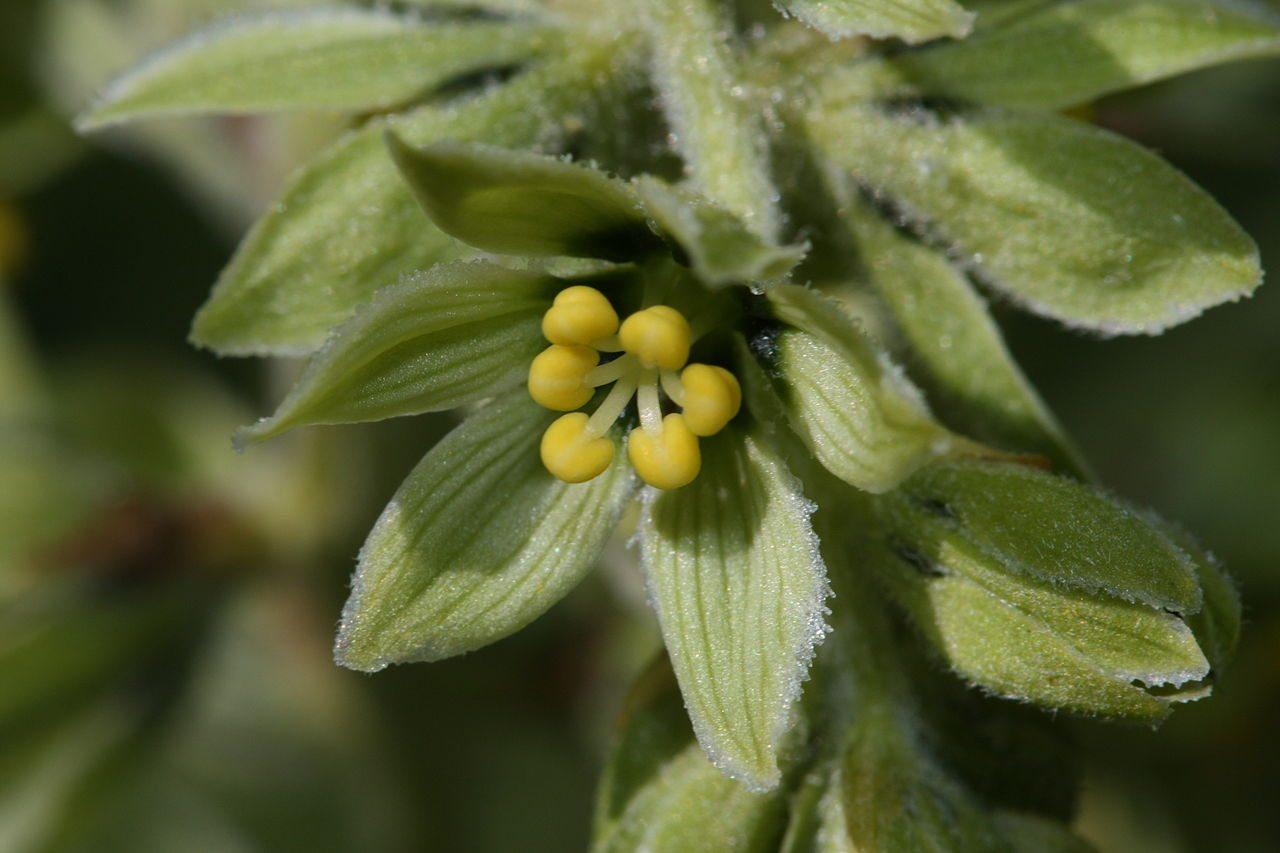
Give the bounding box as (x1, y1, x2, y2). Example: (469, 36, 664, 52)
(586, 354, 636, 387)
(637, 374, 663, 435)
(592, 335, 624, 352)
(659, 370, 686, 407)
(585, 373, 638, 438)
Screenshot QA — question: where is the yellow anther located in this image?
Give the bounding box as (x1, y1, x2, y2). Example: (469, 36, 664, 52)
(680, 364, 742, 436)
(541, 413, 615, 483)
(542, 285, 619, 346)
(628, 413, 701, 490)
(528, 345, 599, 411)
(619, 306, 691, 371)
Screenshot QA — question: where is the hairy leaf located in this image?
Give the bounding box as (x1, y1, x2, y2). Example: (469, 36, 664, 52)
(759, 284, 952, 493)
(639, 428, 829, 790)
(593, 660, 787, 852)
(887, 460, 1202, 612)
(873, 0, 1280, 109)
(237, 263, 553, 445)
(634, 178, 806, 286)
(775, 0, 975, 44)
(335, 392, 634, 671)
(811, 103, 1261, 334)
(387, 139, 657, 260)
(839, 192, 1085, 474)
(79, 10, 552, 127)
(191, 41, 640, 355)
(646, 0, 780, 237)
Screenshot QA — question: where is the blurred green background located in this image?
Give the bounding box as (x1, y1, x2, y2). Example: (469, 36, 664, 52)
(1, 2, 1278, 851)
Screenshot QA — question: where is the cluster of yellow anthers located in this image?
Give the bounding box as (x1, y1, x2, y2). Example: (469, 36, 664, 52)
(529, 286, 742, 489)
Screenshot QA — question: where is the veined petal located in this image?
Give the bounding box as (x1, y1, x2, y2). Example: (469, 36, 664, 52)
(336, 391, 634, 671)
(639, 428, 829, 791)
(237, 262, 553, 446)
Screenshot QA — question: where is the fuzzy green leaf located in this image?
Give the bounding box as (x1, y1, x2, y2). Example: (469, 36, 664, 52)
(639, 428, 829, 790)
(811, 104, 1261, 334)
(593, 659, 787, 852)
(645, 0, 780, 237)
(335, 391, 634, 671)
(191, 43, 639, 355)
(888, 459, 1202, 612)
(633, 178, 806, 286)
(79, 10, 552, 127)
(759, 284, 953, 493)
(387, 138, 658, 261)
(1155, 521, 1241, 672)
(775, 0, 975, 44)
(840, 193, 1085, 474)
(875, 0, 1280, 110)
(237, 262, 552, 446)
(870, 462, 1212, 720)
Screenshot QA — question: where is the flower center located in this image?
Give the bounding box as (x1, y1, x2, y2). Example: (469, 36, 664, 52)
(529, 286, 742, 489)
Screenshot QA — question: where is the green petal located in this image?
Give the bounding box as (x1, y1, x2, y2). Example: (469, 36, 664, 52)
(387, 138, 659, 261)
(840, 192, 1086, 475)
(1154, 520, 1241, 672)
(592, 659, 787, 852)
(191, 42, 641, 356)
(644, 0, 781, 237)
(886, 459, 1202, 612)
(335, 391, 633, 671)
(639, 428, 829, 790)
(759, 284, 952, 494)
(236, 262, 552, 446)
(78, 10, 554, 127)
(875, 0, 1280, 110)
(810, 104, 1261, 334)
(775, 0, 975, 44)
(633, 178, 806, 286)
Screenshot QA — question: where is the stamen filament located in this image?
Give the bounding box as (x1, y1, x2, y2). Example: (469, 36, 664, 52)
(637, 375, 663, 436)
(660, 370, 686, 407)
(592, 335, 624, 352)
(586, 374, 637, 438)
(586, 354, 636, 387)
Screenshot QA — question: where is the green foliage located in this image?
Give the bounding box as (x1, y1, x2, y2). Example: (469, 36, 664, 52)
(774, 0, 975, 44)
(639, 429, 828, 790)
(336, 391, 635, 671)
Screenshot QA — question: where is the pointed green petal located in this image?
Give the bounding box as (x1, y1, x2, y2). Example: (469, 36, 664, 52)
(776, 0, 974, 44)
(237, 262, 552, 445)
(335, 392, 633, 671)
(387, 138, 659, 260)
(759, 284, 953, 493)
(639, 428, 829, 790)
(592, 659, 787, 852)
(810, 104, 1261, 334)
(79, 10, 553, 127)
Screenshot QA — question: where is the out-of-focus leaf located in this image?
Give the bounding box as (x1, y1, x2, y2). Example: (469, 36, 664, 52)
(191, 40, 642, 355)
(237, 262, 552, 446)
(810, 103, 1260, 334)
(0, 288, 43, 419)
(868, 0, 1280, 110)
(838, 192, 1085, 474)
(887, 460, 1201, 612)
(78, 10, 553, 127)
(838, 705, 1006, 852)
(996, 811, 1097, 853)
(633, 178, 805, 286)
(774, 0, 974, 44)
(387, 138, 658, 260)
(335, 391, 634, 671)
(645, 0, 779, 237)
(639, 428, 828, 790)
(593, 659, 787, 852)
(758, 284, 952, 493)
